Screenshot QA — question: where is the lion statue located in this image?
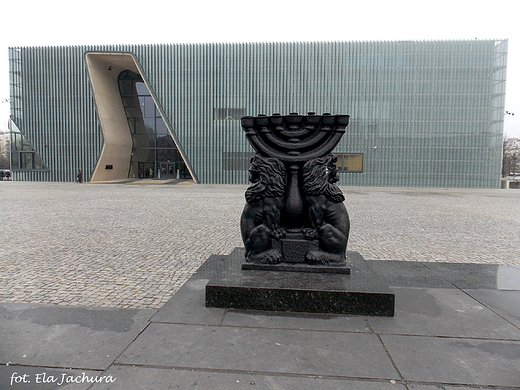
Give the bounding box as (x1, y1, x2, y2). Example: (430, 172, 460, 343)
(301, 154, 350, 266)
(240, 153, 287, 264)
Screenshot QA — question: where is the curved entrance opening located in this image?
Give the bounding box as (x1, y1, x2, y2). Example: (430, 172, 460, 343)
(85, 52, 194, 182)
(118, 70, 191, 180)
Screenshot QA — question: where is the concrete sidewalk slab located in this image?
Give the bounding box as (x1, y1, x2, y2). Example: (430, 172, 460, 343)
(367, 287, 520, 339)
(94, 366, 407, 390)
(424, 262, 520, 290)
(221, 310, 370, 333)
(150, 255, 229, 325)
(463, 289, 520, 327)
(116, 323, 400, 380)
(368, 261, 456, 288)
(0, 365, 100, 390)
(0, 303, 154, 370)
(381, 334, 520, 387)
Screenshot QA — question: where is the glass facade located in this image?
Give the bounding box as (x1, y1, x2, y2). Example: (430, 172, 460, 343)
(118, 70, 191, 180)
(214, 108, 246, 120)
(8, 40, 507, 187)
(10, 120, 47, 171)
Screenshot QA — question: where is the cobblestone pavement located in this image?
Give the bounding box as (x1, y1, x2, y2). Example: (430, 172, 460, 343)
(1, 181, 519, 309)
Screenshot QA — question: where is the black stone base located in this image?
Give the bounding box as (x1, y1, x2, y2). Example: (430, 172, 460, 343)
(205, 248, 395, 316)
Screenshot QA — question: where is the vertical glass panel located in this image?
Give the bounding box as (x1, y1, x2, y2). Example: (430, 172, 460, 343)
(135, 82, 148, 95)
(119, 78, 134, 96)
(144, 97, 155, 118)
(138, 96, 146, 112)
(22, 152, 33, 169)
(156, 119, 168, 137)
(12, 133, 22, 151)
(11, 151, 19, 169)
(144, 118, 156, 137)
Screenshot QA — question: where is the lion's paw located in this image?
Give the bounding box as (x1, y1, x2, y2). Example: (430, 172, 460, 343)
(305, 250, 329, 265)
(258, 249, 283, 265)
(302, 228, 317, 240)
(305, 250, 346, 267)
(271, 228, 286, 240)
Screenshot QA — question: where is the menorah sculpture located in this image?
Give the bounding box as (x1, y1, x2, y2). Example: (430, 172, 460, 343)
(206, 112, 394, 315)
(240, 112, 351, 272)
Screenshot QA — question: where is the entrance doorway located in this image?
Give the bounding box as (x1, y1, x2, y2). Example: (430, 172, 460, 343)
(118, 70, 193, 181)
(159, 162, 176, 179)
(158, 162, 191, 179)
(137, 162, 155, 179)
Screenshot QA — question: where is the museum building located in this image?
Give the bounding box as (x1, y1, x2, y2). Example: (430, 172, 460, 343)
(8, 39, 508, 187)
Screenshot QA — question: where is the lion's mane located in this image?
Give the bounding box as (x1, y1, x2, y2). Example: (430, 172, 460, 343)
(302, 154, 345, 203)
(245, 154, 286, 203)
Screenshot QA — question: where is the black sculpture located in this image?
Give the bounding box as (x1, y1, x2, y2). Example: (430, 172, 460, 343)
(240, 113, 350, 270)
(207, 112, 394, 315)
(301, 154, 350, 265)
(240, 154, 286, 264)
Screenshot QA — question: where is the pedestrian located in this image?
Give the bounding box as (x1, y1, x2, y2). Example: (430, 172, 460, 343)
(0, 171, 4, 181)
(76, 170, 83, 183)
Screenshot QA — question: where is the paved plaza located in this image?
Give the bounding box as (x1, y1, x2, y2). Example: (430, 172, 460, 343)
(1, 181, 519, 310)
(1, 181, 520, 390)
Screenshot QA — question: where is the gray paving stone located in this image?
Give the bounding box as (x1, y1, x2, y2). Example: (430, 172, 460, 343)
(407, 385, 514, 390)
(116, 323, 400, 380)
(221, 309, 370, 332)
(91, 366, 407, 390)
(150, 278, 226, 325)
(464, 289, 520, 328)
(0, 303, 154, 370)
(1, 182, 519, 309)
(367, 288, 520, 339)
(0, 365, 103, 390)
(381, 334, 520, 387)
(367, 261, 455, 288)
(424, 262, 520, 290)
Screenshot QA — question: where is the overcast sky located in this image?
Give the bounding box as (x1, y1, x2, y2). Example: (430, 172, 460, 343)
(1, 0, 519, 137)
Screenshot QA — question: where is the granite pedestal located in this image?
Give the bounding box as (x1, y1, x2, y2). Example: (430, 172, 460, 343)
(205, 248, 395, 316)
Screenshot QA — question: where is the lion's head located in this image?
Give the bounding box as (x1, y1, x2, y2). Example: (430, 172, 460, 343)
(302, 154, 345, 203)
(245, 154, 286, 203)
